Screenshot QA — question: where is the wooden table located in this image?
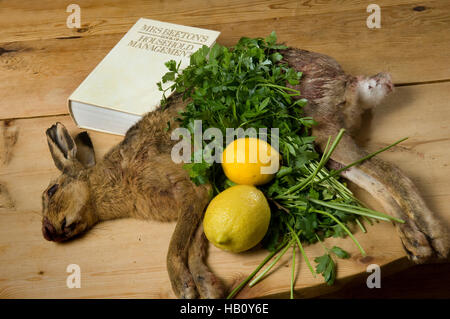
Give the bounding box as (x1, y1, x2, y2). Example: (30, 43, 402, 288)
(0, 0, 449, 298)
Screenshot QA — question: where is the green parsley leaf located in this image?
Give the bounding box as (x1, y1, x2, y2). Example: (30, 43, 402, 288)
(331, 246, 350, 259)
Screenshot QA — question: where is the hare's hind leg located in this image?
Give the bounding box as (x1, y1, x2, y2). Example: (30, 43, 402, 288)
(167, 202, 202, 298)
(326, 133, 449, 263)
(166, 182, 215, 299)
(188, 222, 225, 298)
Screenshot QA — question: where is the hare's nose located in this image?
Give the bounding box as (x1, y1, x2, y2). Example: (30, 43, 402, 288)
(42, 217, 56, 241)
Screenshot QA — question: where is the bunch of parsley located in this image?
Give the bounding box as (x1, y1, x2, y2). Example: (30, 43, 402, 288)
(158, 32, 405, 298)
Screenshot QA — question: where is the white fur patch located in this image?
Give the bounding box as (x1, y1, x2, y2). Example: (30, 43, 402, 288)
(357, 78, 388, 106)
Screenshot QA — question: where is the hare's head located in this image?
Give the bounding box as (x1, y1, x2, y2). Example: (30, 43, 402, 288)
(42, 122, 98, 242)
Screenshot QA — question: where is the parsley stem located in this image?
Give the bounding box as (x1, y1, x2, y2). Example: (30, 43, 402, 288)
(317, 137, 409, 184)
(313, 209, 367, 257)
(285, 225, 316, 277)
(290, 243, 296, 299)
(309, 198, 405, 224)
(315, 233, 328, 252)
(249, 236, 298, 287)
(277, 129, 346, 198)
(276, 137, 330, 198)
(226, 238, 289, 299)
(256, 83, 301, 94)
(306, 162, 357, 203)
(356, 217, 367, 233)
(322, 129, 346, 164)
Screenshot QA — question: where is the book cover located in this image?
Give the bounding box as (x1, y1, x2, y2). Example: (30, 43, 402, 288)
(68, 18, 220, 135)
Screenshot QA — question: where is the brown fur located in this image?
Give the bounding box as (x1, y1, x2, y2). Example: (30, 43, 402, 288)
(283, 48, 449, 263)
(42, 94, 224, 298)
(41, 48, 449, 301)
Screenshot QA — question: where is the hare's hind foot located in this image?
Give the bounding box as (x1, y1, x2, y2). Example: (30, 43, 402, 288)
(167, 189, 225, 299)
(167, 257, 199, 299)
(188, 223, 226, 299)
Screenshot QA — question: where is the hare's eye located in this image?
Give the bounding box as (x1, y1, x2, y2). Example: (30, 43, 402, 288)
(47, 184, 59, 198)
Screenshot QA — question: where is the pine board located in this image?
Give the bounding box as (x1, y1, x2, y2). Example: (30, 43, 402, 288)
(0, 0, 449, 299)
(1, 82, 449, 298)
(1, 1, 450, 119)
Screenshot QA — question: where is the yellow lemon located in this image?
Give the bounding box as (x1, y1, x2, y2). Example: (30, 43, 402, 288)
(203, 185, 271, 253)
(221, 137, 280, 185)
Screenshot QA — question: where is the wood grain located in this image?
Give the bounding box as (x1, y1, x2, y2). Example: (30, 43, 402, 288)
(1, 0, 449, 299)
(1, 82, 448, 298)
(355, 82, 450, 230)
(0, 0, 426, 43)
(1, 1, 450, 120)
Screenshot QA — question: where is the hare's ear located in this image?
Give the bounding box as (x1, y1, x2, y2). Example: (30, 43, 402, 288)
(74, 131, 96, 168)
(46, 122, 80, 174)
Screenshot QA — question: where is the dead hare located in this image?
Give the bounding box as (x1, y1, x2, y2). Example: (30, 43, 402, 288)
(41, 48, 449, 299)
